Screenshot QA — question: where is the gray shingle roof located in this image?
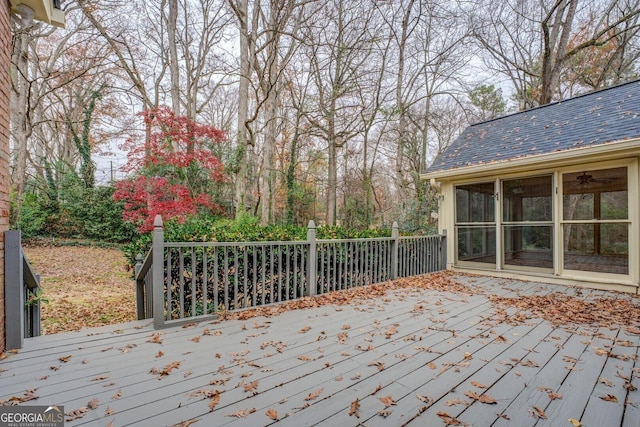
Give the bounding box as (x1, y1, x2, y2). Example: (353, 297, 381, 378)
(426, 80, 640, 173)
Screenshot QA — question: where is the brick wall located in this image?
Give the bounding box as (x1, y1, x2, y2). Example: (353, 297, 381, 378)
(0, 0, 11, 353)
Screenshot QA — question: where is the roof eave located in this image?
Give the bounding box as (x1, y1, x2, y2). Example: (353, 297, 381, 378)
(422, 137, 640, 181)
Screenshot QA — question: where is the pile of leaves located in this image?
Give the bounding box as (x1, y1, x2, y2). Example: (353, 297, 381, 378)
(489, 292, 640, 329)
(24, 245, 136, 334)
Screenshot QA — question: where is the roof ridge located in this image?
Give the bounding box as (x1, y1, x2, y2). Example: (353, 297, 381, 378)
(470, 78, 640, 127)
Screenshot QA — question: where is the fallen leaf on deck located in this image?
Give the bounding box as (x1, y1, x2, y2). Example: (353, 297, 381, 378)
(105, 406, 114, 416)
(305, 388, 323, 401)
(548, 392, 563, 400)
(599, 376, 614, 387)
(59, 355, 72, 363)
(416, 394, 433, 404)
(349, 399, 360, 418)
(148, 333, 163, 344)
(378, 409, 393, 417)
(465, 391, 496, 404)
(298, 326, 311, 333)
(91, 375, 109, 381)
(227, 408, 256, 418)
(600, 394, 618, 402)
(445, 398, 468, 407)
(243, 380, 259, 395)
(471, 381, 487, 388)
(190, 336, 200, 343)
(342, 324, 351, 330)
(337, 332, 349, 344)
(379, 395, 397, 407)
(87, 398, 99, 409)
(370, 383, 382, 395)
(298, 355, 312, 361)
(530, 405, 547, 419)
(266, 408, 279, 421)
(368, 361, 385, 371)
(155, 351, 164, 358)
(437, 412, 462, 425)
(66, 407, 88, 422)
(568, 418, 582, 426)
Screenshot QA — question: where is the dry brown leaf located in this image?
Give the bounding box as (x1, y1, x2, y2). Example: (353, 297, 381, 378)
(87, 398, 99, 409)
(416, 394, 433, 405)
(298, 326, 311, 334)
(66, 407, 88, 422)
(548, 392, 563, 400)
(349, 399, 360, 418)
(437, 412, 462, 425)
(465, 391, 496, 404)
(298, 355, 312, 361)
(568, 419, 582, 426)
(148, 333, 163, 344)
(266, 408, 279, 421)
(426, 362, 437, 369)
(530, 405, 547, 419)
(208, 391, 221, 411)
(369, 383, 382, 396)
(337, 332, 349, 344)
(155, 351, 164, 358)
(342, 324, 351, 330)
(305, 388, 323, 401)
(600, 394, 618, 402)
(445, 398, 468, 407)
(243, 381, 259, 395)
(190, 336, 200, 343)
(599, 376, 614, 387)
(378, 409, 393, 418)
(59, 355, 72, 363)
(471, 381, 487, 388)
(379, 395, 397, 407)
(91, 375, 109, 381)
(111, 390, 122, 400)
(368, 361, 385, 371)
(105, 406, 114, 416)
(226, 408, 256, 418)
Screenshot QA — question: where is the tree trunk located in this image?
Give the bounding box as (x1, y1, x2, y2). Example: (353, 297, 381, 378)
(232, 0, 250, 217)
(167, 0, 181, 116)
(11, 30, 31, 200)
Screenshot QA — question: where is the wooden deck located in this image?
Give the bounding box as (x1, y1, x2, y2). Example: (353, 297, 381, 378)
(1, 273, 639, 427)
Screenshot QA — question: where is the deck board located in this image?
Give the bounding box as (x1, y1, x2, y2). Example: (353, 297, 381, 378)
(1, 273, 639, 427)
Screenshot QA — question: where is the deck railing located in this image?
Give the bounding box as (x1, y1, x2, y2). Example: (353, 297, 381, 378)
(5, 230, 41, 349)
(136, 215, 447, 329)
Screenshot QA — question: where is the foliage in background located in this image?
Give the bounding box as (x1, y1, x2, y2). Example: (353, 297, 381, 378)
(121, 213, 394, 269)
(113, 107, 227, 232)
(11, 170, 136, 243)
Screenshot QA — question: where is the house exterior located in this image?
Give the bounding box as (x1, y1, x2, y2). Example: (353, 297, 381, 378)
(423, 80, 640, 294)
(1, 0, 64, 352)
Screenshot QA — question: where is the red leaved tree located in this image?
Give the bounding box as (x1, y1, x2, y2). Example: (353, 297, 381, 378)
(114, 106, 227, 232)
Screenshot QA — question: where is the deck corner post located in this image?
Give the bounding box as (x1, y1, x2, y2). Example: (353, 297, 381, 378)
(391, 221, 399, 280)
(152, 215, 165, 329)
(4, 230, 24, 349)
(135, 253, 144, 319)
(306, 220, 317, 296)
(441, 229, 447, 271)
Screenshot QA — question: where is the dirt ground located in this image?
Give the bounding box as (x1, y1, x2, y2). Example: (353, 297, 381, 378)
(23, 245, 136, 334)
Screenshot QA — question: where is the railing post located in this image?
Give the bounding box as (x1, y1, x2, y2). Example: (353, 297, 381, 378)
(5, 230, 24, 349)
(134, 253, 145, 319)
(390, 221, 399, 280)
(440, 229, 447, 271)
(306, 220, 317, 296)
(152, 215, 165, 329)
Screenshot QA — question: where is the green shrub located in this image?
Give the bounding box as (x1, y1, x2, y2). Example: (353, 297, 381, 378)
(121, 214, 394, 269)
